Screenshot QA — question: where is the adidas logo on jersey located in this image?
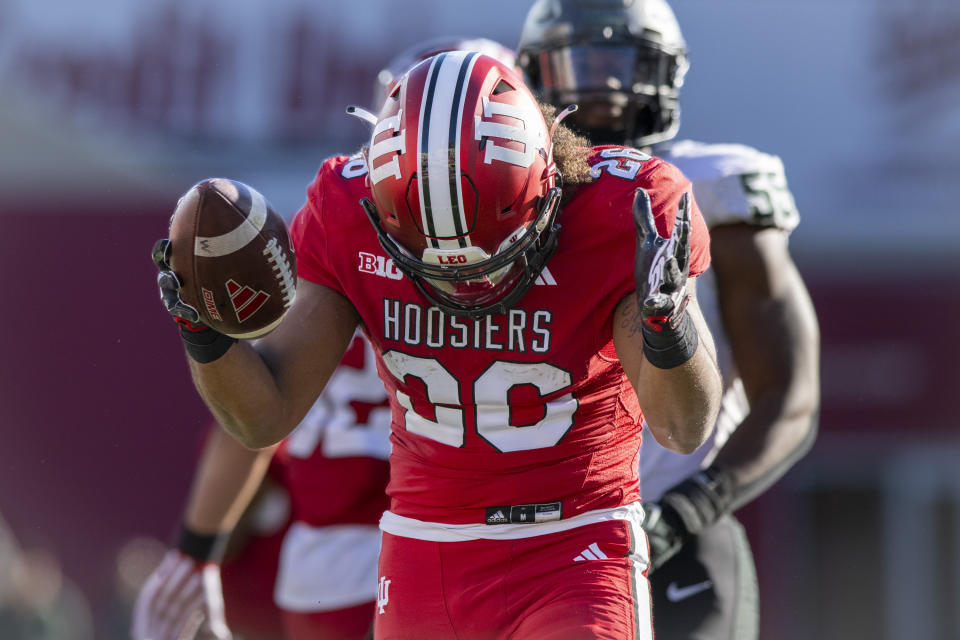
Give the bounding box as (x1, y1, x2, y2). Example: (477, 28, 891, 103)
(486, 509, 509, 524)
(534, 266, 556, 286)
(573, 543, 608, 562)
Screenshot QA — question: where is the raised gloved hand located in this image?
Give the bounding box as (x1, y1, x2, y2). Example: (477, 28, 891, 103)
(130, 547, 232, 640)
(152, 239, 236, 363)
(632, 189, 697, 369)
(633, 188, 691, 331)
(642, 467, 736, 572)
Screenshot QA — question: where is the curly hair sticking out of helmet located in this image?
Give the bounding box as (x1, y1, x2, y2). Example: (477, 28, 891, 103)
(538, 101, 594, 189)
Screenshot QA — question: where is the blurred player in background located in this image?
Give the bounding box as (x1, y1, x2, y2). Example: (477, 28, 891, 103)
(0, 513, 93, 640)
(518, 1, 821, 637)
(133, 38, 516, 640)
(131, 333, 391, 640)
(266, 333, 392, 640)
(131, 425, 282, 640)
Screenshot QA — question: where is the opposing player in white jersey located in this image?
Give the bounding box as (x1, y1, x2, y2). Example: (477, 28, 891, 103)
(519, 1, 821, 637)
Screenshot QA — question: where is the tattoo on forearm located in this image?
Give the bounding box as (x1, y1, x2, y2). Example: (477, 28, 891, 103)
(617, 298, 644, 338)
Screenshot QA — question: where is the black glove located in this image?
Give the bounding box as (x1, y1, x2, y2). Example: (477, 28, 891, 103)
(640, 501, 685, 573)
(633, 189, 691, 330)
(642, 466, 736, 572)
(632, 189, 697, 369)
(153, 239, 203, 325)
(152, 238, 236, 363)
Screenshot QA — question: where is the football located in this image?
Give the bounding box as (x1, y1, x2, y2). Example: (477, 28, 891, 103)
(166, 178, 297, 338)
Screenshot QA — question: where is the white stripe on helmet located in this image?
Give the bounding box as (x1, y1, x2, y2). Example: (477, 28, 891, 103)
(417, 51, 478, 251)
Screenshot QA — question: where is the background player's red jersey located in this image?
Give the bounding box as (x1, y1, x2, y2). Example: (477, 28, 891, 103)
(274, 333, 392, 528)
(289, 146, 709, 528)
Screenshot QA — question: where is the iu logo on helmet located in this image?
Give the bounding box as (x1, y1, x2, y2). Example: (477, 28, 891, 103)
(225, 279, 271, 323)
(368, 110, 406, 185)
(474, 95, 544, 168)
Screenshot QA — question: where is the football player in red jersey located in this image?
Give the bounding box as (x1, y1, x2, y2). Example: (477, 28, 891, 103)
(518, 1, 822, 638)
(135, 39, 516, 640)
(131, 427, 279, 640)
(153, 52, 722, 639)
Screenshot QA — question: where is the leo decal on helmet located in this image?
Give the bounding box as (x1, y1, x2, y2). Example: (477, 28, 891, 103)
(360, 52, 562, 318)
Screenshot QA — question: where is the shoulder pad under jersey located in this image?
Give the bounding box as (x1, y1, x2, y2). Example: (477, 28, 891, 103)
(657, 140, 799, 232)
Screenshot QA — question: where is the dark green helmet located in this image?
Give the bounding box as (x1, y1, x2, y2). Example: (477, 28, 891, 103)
(517, 0, 688, 148)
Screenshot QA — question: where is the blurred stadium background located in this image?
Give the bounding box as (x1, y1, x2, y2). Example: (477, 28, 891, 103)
(0, 0, 958, 638)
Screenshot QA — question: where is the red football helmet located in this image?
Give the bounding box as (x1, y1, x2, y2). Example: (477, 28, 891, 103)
(361, 52, 561, 318)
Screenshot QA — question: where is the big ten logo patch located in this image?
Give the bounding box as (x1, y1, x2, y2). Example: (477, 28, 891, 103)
(358, 252, 403, 280)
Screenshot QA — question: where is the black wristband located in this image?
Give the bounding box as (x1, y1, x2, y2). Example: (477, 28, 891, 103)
(177, 525, 229, 563)
(658, 465, 737, 538)
(641, 311, 698, 369)
(180, 325, 237, 364)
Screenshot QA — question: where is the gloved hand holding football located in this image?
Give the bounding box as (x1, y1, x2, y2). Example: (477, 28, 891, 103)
(154, 178, 297, 339)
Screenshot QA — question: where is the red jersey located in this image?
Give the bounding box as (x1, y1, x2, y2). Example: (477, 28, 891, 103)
(274, 333, 392, 527)
(289, 146, 710, 527)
